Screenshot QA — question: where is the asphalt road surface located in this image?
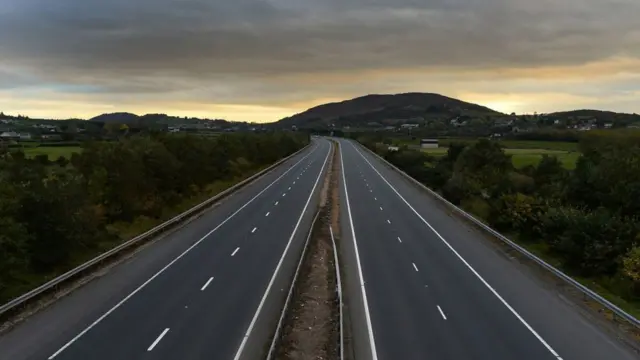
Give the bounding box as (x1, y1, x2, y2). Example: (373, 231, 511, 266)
(338, 138, 638, 360)
(0, 138, 332, 360)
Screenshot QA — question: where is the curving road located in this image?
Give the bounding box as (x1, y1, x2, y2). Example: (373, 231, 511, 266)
(337, 138, 637, 360)
(0, 138, 332, 360)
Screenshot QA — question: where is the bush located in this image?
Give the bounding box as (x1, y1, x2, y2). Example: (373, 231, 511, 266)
(492, 193, 547, 239)
(543, 208, 639, 276)
(460, 197, 491, 221)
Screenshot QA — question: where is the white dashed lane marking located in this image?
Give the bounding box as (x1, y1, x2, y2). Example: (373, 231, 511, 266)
(200, 277, 214, 291)
(437, 306, 447, 320)
(147, 328, 170, 351)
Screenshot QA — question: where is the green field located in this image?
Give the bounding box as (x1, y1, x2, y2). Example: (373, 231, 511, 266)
(421, 146, 580, 169)
(421, 138, 579, 151)
(22, 146, 82, 160)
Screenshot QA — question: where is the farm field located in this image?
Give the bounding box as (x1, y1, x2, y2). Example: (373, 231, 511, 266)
(421, 144, 580, 169)
(438, 139, 579, 151)
(22, 146, 82, 160)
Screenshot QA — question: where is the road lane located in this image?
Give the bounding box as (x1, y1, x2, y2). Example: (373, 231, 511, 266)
(338, 138, 637, 360)
(0, 138, 331, 360)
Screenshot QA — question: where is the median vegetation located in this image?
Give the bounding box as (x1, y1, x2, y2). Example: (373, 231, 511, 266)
(0, 133, 308, 304)
(358, 130, 640, 315)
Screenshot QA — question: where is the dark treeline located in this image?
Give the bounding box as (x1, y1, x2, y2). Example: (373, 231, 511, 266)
(0, 133, 307, 302)
(359, 130, 640, 306)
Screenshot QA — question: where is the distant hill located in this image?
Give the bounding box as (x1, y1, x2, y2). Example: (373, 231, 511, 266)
(549, 109, 638, 119)
(547, 110, 640, 127)
(275, 93, 503, 128)
(89, 113, 233, 127)
(89, 112, 140, 124)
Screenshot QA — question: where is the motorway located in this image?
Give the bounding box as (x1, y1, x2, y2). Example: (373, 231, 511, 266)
(337, 138, 638, 360)
(1, 136, 637, 360)
(0, 138, 332, 360)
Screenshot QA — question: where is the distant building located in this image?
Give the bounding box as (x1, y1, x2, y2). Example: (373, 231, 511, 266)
(41, 134, 63, 141)
(0, 131, 19, 139)
(387, 146, 400, 152)
(420, 139, 438, 149)
(400, 124, 420, 129)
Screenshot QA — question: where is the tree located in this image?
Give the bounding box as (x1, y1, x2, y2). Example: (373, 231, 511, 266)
(450, 139, 512, 199)
(533, 155, 567, 198)
(569, 132, 640, 217)
(622, 246, 640, 284)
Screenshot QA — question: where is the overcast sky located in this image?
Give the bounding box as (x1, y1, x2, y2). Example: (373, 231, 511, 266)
(1, 0, 639, 121)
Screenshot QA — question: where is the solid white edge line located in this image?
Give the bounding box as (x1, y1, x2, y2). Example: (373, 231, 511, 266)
(437, 305, 447, 320)
(47, 143, 318, 360)
(339, 141, 379, 360)
(231, 247, 240, 256)
(350, 142, 563, 360)
(330, 226, 345, 360)
(412, 263, 419, 272)
(232, 140, 332, 360)
(200, 277, 214, 291)
(147, 328, 170, 351)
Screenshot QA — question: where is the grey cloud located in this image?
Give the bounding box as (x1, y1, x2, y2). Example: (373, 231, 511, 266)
(0, 0, 638, 96)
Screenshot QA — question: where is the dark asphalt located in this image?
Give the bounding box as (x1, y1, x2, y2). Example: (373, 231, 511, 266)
(0, 138, 332, 360)
(338, 138, 638, 360)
